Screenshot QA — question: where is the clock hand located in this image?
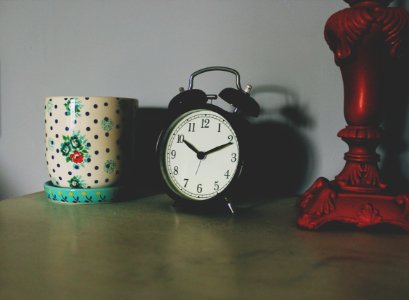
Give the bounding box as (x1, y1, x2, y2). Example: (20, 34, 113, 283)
(204, 142, 233, 156)
(183, 139, 200, 154)
(195, 160, 202, 175)
(184, 139, 207, 160)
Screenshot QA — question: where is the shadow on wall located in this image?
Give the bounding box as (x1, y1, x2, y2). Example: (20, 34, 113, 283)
(380, 53, 409, 193)
(395, 0, 408, 9)
(130, 108, 168, 196)
(236, 85, 315, 200)
(380, 0, 409, 192)
(130, 85, 315, 199)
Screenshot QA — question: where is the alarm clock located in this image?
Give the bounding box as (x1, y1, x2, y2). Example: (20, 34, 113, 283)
(157, 66, 260, 213)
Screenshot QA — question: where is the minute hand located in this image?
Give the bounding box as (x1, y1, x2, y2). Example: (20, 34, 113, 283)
(204, 142, 233, 156)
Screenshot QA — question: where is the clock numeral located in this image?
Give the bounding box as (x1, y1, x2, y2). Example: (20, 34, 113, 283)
(224, 170, 230, 179)
(197, 184, 203, 193)
(173, 166, 179, 175)
(177, 135, 184, 143)
(183, 178, 189, 188)
(188, 123, 196, 132)
(228, 135, 233, 142)
(170, 150, 176, 159)
(217, 123, 221, 133)
(201, 119, 210, 128)
(231, 153, 237, 162)
(214, 181, 220, 191)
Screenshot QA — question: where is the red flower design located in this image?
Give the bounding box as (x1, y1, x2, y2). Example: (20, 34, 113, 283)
(70, 151, 84, 164)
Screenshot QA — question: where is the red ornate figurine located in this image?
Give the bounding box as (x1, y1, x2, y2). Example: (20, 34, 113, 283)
(298, 0, 409, 230)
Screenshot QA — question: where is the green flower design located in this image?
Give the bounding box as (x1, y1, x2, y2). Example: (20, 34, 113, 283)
(46, 99, 54, 113)
(101, 117, 113, 132)
(104, 160, 117, 174)
(70, 135, 82, 149)
(51, 177, 59, 186)
(64, 97, 83, 117)
(68, 176, 86, 188)
(60, 142, 71, 156)
(60, 131, 90, 167)
(48, 138, 55, 151)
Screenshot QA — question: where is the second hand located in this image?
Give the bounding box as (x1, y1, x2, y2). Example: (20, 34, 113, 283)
(195, 160, 202, 175)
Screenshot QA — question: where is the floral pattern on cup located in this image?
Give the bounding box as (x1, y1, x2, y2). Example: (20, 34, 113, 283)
(68, 175, 86, 188)
(47, 138, 55, 151)
(101, 117, 113, 132)
(64, 97, 83, 117)
(46, 99, 54, 113)
(60, 131, 90, 167)
(51, 177, 59, 186)
(104, 160, 117, 174)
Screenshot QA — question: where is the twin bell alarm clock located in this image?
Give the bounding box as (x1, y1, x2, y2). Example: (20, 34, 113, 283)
(157, 66, 260, 213)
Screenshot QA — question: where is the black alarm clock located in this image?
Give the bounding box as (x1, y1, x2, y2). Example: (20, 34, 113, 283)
(157, 66, 259, 213)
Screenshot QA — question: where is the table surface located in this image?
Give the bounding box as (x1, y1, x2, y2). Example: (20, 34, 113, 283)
(1, 192, 409, 300)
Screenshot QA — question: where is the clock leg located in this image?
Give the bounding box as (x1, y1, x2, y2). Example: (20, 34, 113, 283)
(173, 198, 235, 215)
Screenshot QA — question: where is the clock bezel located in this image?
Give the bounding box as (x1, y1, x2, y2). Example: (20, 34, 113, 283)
(157, 103, 250, 208)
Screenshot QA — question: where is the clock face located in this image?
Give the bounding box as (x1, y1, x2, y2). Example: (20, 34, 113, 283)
(161, 109, 240, 201)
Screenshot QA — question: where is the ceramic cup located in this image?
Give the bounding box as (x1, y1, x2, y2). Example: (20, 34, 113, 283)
(45, 96, 137, 189)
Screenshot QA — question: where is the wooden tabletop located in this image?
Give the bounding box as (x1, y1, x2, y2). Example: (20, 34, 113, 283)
(1, 192, 408, 299)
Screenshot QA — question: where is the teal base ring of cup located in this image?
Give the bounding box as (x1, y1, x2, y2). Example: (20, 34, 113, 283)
(44, 181, 123, 204)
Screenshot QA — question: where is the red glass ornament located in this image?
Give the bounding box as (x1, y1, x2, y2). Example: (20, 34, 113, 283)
(298, 0, 409, 231)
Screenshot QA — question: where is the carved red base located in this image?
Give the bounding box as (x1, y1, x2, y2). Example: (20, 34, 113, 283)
(298, 178, 409, 231)
(297, 0, 409, 232)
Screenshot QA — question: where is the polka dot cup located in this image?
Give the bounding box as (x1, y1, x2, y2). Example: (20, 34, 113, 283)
(45, 96, 137, 189)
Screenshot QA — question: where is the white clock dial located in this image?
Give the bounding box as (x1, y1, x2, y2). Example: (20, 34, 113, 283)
(162, 109, 240, 201)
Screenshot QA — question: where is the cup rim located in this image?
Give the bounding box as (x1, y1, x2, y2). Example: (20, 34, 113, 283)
(45, 96, 138, 103)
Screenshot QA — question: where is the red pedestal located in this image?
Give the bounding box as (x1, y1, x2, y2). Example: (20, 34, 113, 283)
(298, 0, 409, 231)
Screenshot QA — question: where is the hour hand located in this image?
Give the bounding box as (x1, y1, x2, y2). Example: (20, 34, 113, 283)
(183, 139, 200, 154)
(204, 142, 233, 156)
